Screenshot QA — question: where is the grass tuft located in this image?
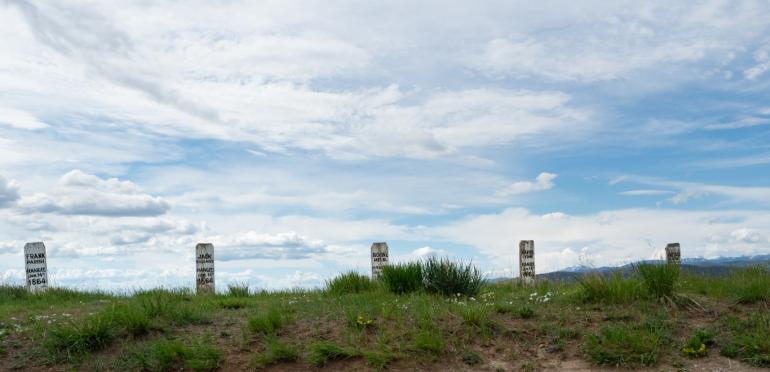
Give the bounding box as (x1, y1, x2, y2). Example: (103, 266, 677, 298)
(422, 257, 485, 297)
(251, 339, 299, 369)
(636, 263, 679, 299)
(578, 272, 643, 304)
(247, 306, 291, 335)
(381, 262, 423, 294)
(583, 322, 667, 367)
(118, 334, 222, 372)
(227, 283, 251, 297)
(326, 271, 377, 295)
(720, 313, 770, 367)
(308, 341, 356, 367)
(46, 312, 114, 362)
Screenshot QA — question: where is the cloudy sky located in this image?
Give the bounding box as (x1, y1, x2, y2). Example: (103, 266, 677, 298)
(2, 0, 770, 290)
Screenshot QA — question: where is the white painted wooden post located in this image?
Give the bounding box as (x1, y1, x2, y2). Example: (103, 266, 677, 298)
(519, 240, 535, 285)
(24, 242, 49, 293)
(195, 243, 215, 294)
(370, 242, 389, 279)
(665, 243, 681, 266)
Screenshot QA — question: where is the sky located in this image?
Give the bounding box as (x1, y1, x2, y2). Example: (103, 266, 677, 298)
(1, 0, 770, 291)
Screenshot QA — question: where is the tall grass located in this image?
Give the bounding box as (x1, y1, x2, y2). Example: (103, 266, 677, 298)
(381, 262, 423, 294)
(422, 257, 485, 297)
(636, 263, 679, 299)
(731, 266, 770, 304)
(577, 272, 643, 304)
(326, 271, 377, 295)
(227, 283, 251, 297)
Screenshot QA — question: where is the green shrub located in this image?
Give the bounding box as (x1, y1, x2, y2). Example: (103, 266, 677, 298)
(248, 306, 291, 335)
(578, 273, 643, 304)
(227, 283, 251, 297)
(252, 339, 298, 369)
(682, 329, 714, 358)
(720, 313, 770, 367)
(422, 257, 485, 297)
(584, 323, 666, 367)
(47, 312, 115, 362)
(636, 263, 679, 299)
(731, 266, 770, 304)
(309, 341, 356, 367)
(326, 271, 377, 295)
(381, 262, 423, 294)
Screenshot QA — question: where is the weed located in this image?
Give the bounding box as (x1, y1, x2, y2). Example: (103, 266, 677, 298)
(309, 341, 356, 367)
(682, 329, 715, 358)
(326, 271, 377, 295)
(422, 257, 485, 297)
(381, 262, 423, 294)
(252, 339, 298, 369)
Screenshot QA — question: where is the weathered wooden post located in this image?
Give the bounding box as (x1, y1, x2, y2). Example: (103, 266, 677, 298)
(195, 243, 215, 294)
(519, 240, 535, 285)
(665, 243, 681, 266)
(370, 242, 389, 279)
(24, 242, 49, 293)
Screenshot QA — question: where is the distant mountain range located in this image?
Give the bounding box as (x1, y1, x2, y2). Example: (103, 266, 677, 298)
(491, 254, 770, 283)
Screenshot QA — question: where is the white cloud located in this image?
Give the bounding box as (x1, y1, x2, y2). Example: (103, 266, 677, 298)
(0, 108, 48, 129)
(612, 176, 770, 206)
(18, 170, 170, 216)
(431, 207, 770, 274)
(0, 175, 21, 207)
(497, 172, 557, 197)
(207, 231, 350, 261)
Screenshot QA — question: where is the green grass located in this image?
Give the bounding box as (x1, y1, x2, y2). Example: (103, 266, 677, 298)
(308, 341, 357, 367)
(720, 313, 770, 367)
(583, 321, 668, 367)
(577, 273, 643, 304)
(117, 334, 222, 371)
(731, 266, 770, 304)
(326, 271, 377, 295)
(422, 257, 485, 297)
(251, 339, 299, 368)
(413, 330, 445, 355)
(381, 262, 423, 294)
(226, 283, 251, 297)
(3, 260, 770, 370)
(247, 305, 292, 335)
(636, 263, 679, 299)
(46, 312, 115, 362)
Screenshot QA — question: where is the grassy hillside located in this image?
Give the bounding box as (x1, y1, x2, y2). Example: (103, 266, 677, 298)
(1, 262, 769, 371)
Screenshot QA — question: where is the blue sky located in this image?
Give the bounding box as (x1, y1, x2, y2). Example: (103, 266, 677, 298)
(1, 0, 770, 290)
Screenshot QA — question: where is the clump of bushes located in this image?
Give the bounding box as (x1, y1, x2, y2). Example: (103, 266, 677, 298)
(422, 257, 485, 297)
(326, 271, 377, 295)
(381, 262, 422, 294)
